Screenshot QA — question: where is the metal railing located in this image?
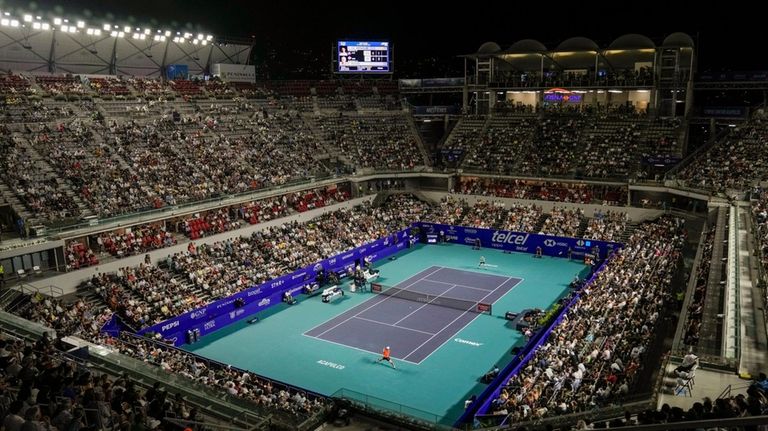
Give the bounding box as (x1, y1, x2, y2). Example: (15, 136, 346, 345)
(332, 388, 449, 430)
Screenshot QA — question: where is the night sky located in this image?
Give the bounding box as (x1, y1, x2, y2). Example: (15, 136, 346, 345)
(1, 0, 762, 78)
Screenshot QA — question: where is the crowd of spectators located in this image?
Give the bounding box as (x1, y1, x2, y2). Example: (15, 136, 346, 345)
(487, 216, 685, 421)
(677, 113, 768, 193)
(583, 210, 630, 242)
(450, 109, 680, 180)
(539, 207, 584, 237)
(92, 224, 177, 258)
(0, 135, 82, 224)
(316, 113, 424, 171)
(682, 225, 716, 346)
(455, 178, 628, 205)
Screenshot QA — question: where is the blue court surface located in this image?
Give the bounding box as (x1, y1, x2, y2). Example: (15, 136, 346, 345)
(185, 243, 588, 424)
(305, 266, 522, 363)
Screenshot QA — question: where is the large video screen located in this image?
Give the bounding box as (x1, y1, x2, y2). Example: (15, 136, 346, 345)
(337, 41, 391, 73)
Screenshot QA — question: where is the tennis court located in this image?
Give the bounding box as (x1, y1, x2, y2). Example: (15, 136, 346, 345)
(185, 243, 588, 424)
(305, 266, 522, 363)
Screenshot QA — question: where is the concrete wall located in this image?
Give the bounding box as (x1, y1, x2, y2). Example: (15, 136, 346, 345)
(31, 196, 374, 296)
(422, 192, 664, 223)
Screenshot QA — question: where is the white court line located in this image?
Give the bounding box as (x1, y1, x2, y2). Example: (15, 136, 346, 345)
(392, 283, 458, 326)
(418, 278, 495, 292)
(352, 316, 437, 336)
(311, 266, 444, 338)
(403, 275, 525, 363)
(300, 333, 421, 365)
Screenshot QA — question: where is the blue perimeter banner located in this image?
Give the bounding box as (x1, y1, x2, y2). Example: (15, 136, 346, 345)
(415, 223, 622, 259)
(133, 229, 412, 346)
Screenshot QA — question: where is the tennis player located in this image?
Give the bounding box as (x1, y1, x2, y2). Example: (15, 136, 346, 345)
(377, 346, 396, 368)
(478, 256, 486, 268)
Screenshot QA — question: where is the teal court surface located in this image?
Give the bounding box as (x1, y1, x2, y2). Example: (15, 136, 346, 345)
(185, 243, 589, 425)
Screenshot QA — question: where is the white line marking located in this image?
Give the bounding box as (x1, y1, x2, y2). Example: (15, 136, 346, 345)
(312, 267, 444, 338)
(352, 316, 437, 336)
(301, 333, 421, 365)
(392, 283, 458, 326)
(403, 276, 524, 362)
(418, 278, 495, 292)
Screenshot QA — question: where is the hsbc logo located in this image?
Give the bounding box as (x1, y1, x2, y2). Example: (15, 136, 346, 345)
(576, 240, 585, 247)
(544, 239, 556, 247)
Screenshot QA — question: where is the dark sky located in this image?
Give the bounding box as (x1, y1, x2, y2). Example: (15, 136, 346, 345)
(2, 0, 762, 77)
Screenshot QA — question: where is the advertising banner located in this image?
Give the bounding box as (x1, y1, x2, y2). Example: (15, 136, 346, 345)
(415, 223, 622, 259)
(133, 229, 411, 346)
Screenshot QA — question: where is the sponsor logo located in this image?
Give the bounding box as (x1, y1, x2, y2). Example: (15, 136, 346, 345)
(463, 228, 476, 234)
(515, 246, 528, 252)
(383, 237, 390, 246)
(258, 298, 270, 307)
(161, 320, 180, 332)
(216, 299, 235, 310)
(169, 337, 178, 344)
(328, 258, 337, 265)
(368, 253, 378, 260)
(270, 280, 284, 289)
(317, 360, 345, 370)
(247, 288, 262, 297)
(543, 239, 556, 247)
(190, 309, 207, 319)
(229, 309, 245, 320)
(291, 272, 307, 280)
(464, 237, 476, 244)
(341, 253, 355, 260)
(454, 338, 483, 347)
(204, 320, 216, 330)
(491, 231, 530, 246)
(576, 239, 585, 247)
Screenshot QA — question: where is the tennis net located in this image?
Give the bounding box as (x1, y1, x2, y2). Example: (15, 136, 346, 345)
(370, 283, 491, 314)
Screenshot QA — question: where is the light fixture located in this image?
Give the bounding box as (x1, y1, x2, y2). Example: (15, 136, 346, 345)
(10, 19, 19, 27)
(132, 33, 140, 39)
(86, 28, 94, 35)
(144, 28, 150, 35)
(0, 18, 9, 26)
(110, 30, 118, 37)
(53, 17, 62, 25)
(103, 23, 111, 31)
(41, 23, 50, 30)
(77, 20, 85, 28)
(164, 30, 171, 37)
(206, 35, 213, 41)
(23, 14, 32, 22)
(32, 22, 41, 29)
(123, 26, 131, 32)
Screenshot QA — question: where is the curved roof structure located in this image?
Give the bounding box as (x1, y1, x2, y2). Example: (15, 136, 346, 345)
(505, 39, 547, 54)
(663, 32, 695, 48)
(608, 34, 656, 50)
(555, 37, 600, 53)
(477, 41, 502, 54)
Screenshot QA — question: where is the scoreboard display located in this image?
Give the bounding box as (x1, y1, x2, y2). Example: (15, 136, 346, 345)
(337, 41, 391, 73)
